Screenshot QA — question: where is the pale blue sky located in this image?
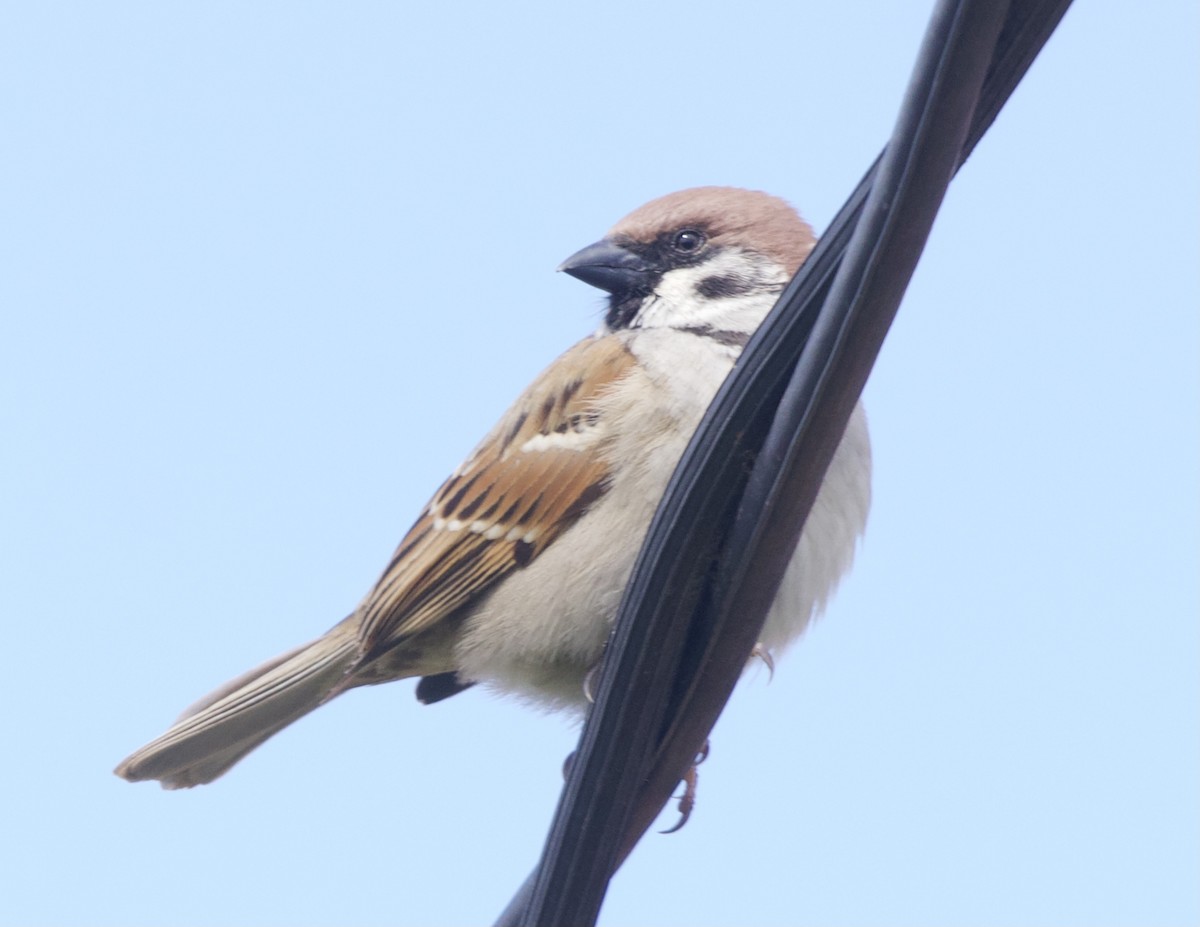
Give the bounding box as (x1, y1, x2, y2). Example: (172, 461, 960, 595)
(2, 3, 1197, 926)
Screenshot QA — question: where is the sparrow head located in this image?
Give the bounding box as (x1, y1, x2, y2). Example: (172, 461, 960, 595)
(559, 186, 815, 335)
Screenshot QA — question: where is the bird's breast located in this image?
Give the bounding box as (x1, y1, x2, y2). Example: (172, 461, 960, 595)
(451, 331, 734, 709)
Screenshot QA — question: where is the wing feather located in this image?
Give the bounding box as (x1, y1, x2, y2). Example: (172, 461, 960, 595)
(354, 336, 635, 658)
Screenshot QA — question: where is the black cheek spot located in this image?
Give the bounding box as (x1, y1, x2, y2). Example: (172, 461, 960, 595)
(697, 274, 752, 299)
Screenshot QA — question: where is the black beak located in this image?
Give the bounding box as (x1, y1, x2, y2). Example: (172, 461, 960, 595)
(557, 239, 657, 296)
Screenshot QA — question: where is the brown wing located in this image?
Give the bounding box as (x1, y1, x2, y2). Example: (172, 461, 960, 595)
(354, 335, 636, 659)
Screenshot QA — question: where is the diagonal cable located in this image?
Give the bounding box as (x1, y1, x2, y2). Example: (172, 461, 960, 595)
(496, 1, 1074, 925)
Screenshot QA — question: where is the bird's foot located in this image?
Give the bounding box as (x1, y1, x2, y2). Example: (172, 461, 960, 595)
(661, 740, 711, 834)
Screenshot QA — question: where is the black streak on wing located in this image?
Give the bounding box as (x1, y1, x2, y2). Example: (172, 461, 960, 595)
(561, 479, 609, 522)
(440, 471, 483, 518)
(457, 486, 489, 520)
(513, 539, 535, 566)
(501, 411, 529, 453)
(383, 522, 433, 575)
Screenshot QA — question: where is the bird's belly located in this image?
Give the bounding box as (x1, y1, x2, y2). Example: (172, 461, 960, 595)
(452, 340, 870, 711)
(452, 437, 690, 710)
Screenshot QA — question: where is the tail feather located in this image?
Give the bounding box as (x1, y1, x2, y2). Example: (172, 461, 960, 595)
(115, 625, 360, 789)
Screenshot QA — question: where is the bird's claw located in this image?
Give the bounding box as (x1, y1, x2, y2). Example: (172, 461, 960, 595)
(582, 663, 601, 703)
(660, 740, 710, 834)
(751, 643, 775, 680)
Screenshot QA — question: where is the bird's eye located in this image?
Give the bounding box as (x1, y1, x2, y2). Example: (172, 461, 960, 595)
(671, 229, 706, 254)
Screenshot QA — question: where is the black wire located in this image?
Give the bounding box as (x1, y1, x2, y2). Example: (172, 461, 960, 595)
(497, 1, 1074, 925)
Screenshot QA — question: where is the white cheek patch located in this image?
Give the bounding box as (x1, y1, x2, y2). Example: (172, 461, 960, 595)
(634, 248, 789, 332)
(637, 265, 711, 328)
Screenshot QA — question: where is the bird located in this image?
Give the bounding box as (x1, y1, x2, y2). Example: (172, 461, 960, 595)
(115, 186, 872, 789)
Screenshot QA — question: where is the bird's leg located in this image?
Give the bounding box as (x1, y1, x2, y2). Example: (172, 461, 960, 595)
(661, 740, 711, 834)
(565, 645, 612, 780)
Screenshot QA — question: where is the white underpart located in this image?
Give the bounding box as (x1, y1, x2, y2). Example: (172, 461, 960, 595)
(454, 330, 744, 708)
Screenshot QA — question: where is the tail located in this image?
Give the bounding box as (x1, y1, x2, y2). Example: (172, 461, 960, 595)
(115, 621, 360, 789)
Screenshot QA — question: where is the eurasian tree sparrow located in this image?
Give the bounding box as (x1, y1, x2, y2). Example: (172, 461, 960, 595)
(116, 186, 871, 789)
